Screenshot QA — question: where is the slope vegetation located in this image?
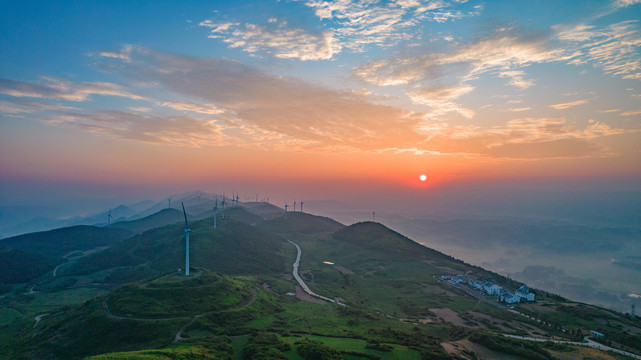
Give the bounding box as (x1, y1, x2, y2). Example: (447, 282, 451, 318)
(67, 216, 287, 277)
(0, 225, 133, 258)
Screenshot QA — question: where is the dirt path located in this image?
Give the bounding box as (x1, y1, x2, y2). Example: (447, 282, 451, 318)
(33, 314, 48, 328)
(102, 299, 187, 321)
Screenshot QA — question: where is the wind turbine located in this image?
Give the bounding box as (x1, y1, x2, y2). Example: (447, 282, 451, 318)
(300, 200, 304, 213)
(284, 202, 288, 218)
(294, 201, 297, 212)
(168, 198, 172, 209)
(213, 197, 218, 229)
(107, 209, 113, 227)
(198, 192, 202, 204)
(221, 195, 226, 219)
(182, 202, 191, 277)
(235, 194, 239, 206)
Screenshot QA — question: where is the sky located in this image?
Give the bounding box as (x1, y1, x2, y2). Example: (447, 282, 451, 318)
(1, 0, 641, 207)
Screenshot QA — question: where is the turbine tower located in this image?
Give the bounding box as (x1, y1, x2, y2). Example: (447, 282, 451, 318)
(284, 202, 288, 218)
(107, 209, 113, 227)
(294, 201, 296, 212)
(221, 195, 226, 219)
(182, 202, 191, 276)
(168, 198, 172, 209)
(213, 198, 218, 229)
(300, 200, 304, 213)
(236, 194, 239, 206)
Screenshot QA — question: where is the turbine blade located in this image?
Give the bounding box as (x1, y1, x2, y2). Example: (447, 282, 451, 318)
(181, 201, 189, 228)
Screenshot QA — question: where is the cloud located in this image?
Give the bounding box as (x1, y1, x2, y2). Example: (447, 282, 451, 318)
(557, 21, 641, 80)
(415, 117, 627, 159)
(0, 77, 143, 102)
(44, 110, 225, 147)
(304, 0, 480, 50)
(200, 0, 480, 59)
(93, 46, 424, 151)
(199, 21, 238, 33)
(200, 22, 341, 60)
(354, 25, 565, 88)
(128, 107, 151, 112)
(354, 25, 564, 119)
(160, 100, 225, 115)
(499, 70, 535, 89)
(549, 100, 588, 110)
(508, 107, 530, 112)
(26, 45, 630, 160)
(620, 109, 641, 116)
(0, 98, 77, 114)
(407, 85, 475, 119)
(613, 0, 641, 7)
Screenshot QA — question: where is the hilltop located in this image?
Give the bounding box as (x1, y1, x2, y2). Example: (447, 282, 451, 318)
(111, 208, 185, 234)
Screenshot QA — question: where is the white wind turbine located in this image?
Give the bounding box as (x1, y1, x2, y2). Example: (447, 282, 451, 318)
(181, 202, 191, 276)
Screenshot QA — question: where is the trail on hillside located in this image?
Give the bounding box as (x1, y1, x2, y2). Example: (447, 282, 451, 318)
(287, 240, 345, 306)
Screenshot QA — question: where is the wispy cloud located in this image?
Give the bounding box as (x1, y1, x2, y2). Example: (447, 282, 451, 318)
(0, 98, 77, 114)
(407, 85, 475, 119)
(612, 0, 641, 7)
(304, 0, 480, 50)
(200, 0, 479, 60)
(0, 77, 143, 102)
(45, 110, 225, 147)
(557, 20, 641, 80)
(550, 100, 588, 110)
(354, 25, 564, 120)
(620, 109, 641, 116)
(508, 107, 531, 112)
(499, 70, 535, 89)
(160, 100, 225, 115)
(200, 22, 340, 60)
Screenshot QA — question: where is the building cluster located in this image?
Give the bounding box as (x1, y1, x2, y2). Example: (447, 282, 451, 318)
(440, 274, 535, 304)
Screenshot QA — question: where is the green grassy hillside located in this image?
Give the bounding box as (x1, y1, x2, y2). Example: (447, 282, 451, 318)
(2, 269, 259, 359)
(0, 246, 58, 283)
(0, 225, 133, 258)
(66, 216, 287, 278)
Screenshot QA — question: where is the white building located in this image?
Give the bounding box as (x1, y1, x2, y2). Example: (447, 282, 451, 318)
(483, 282, 501, 295)
(470, 280, 484, 290)
(500, 291, 522, 304)
(516, 285, 535, 302)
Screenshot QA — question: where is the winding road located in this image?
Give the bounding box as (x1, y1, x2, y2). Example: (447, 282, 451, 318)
(287, 240, 345, 306)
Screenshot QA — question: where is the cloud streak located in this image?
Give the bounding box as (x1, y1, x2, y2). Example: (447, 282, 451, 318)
(0, 77, 143, 102)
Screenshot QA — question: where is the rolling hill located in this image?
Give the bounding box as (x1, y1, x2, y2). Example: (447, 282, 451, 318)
(0, 205, 639, 360)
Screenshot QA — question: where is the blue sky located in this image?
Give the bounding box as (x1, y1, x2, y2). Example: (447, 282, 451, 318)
(1, 0, 640, 204)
